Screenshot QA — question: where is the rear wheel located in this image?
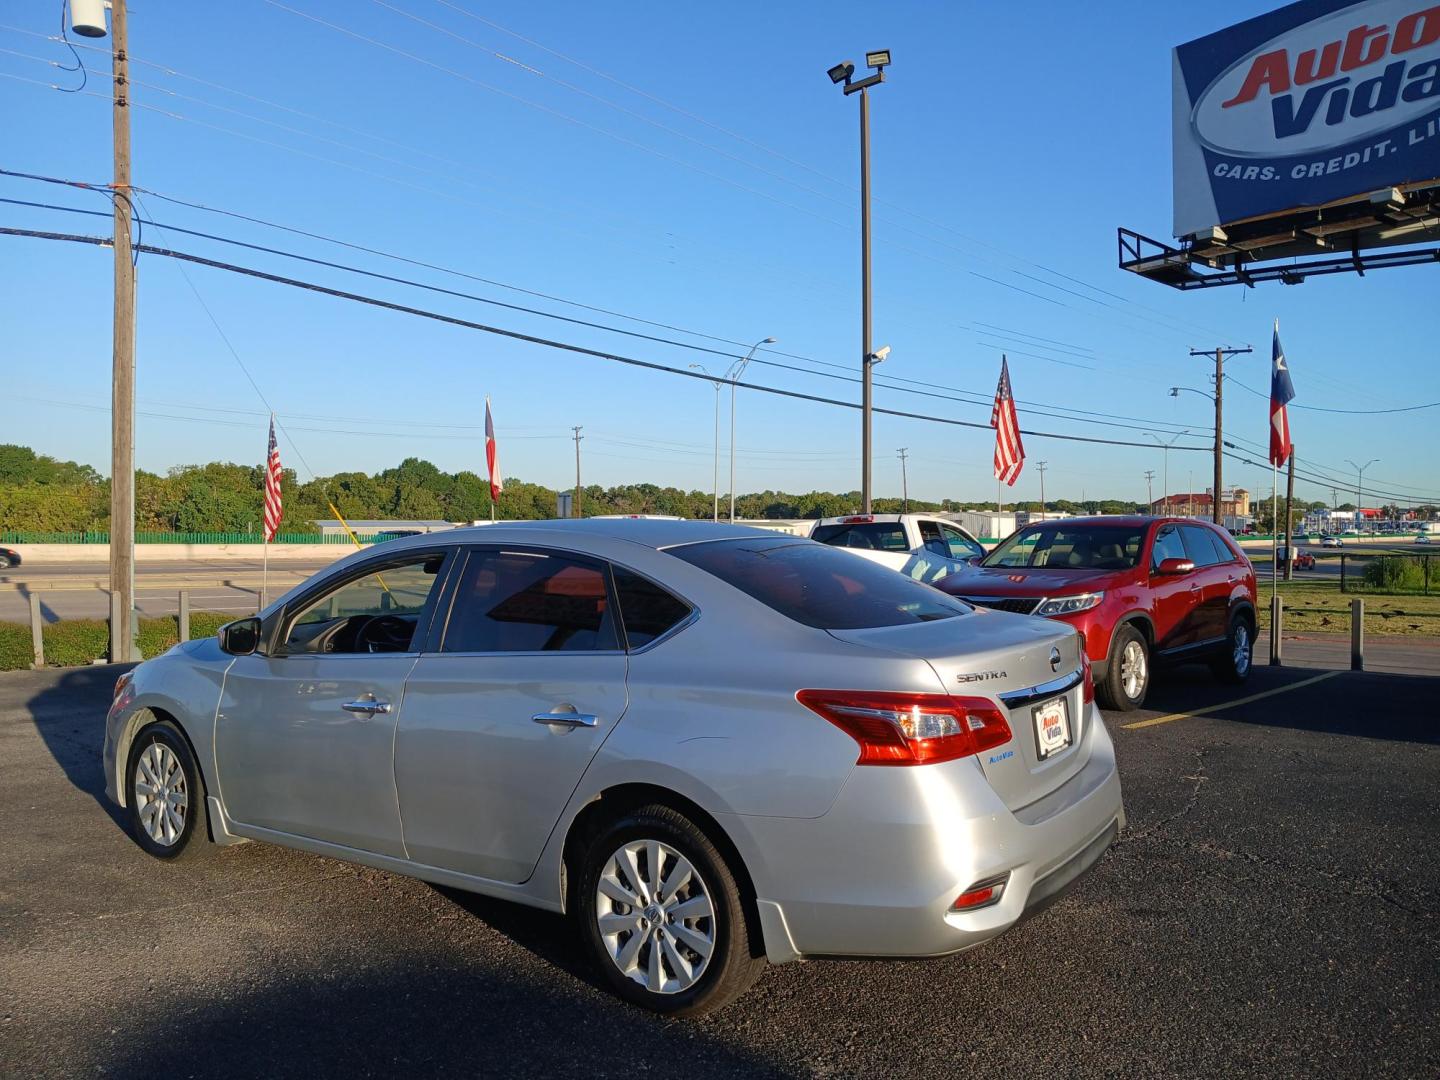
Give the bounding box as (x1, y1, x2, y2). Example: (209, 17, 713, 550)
(574, 803, 764, 1016)
(1210, 613, 1254, 685)
(1098, 625, 1149, 711)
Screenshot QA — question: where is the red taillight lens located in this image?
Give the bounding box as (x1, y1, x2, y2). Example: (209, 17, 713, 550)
(951, 873, 1009, 911)
(1081, 649, 1094, 704)
(795, 689, 1013, 766)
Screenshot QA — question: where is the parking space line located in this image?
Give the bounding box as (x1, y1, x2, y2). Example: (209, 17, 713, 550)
(1122, 670, 1342, 731)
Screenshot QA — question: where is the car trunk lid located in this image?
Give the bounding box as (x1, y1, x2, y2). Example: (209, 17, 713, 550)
(826, 609, 1090, 811)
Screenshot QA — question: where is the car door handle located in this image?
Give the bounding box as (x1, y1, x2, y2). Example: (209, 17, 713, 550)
(342, 699, 393, 716)
(532, 708, 599, 728)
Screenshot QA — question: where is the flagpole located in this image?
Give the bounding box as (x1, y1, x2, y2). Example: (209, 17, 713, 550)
(1270, 459, 1278, 664)
(262, 521, 269, 610)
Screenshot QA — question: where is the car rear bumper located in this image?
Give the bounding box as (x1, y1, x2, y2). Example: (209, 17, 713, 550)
(723, 704, 1124, 961)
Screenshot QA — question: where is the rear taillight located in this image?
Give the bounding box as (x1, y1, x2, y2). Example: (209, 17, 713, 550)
(795, 689, 1012, 766)
(951, 873, 1009, 911)
(1081, 648, 1094, 704)
(113, 671, 133, 702)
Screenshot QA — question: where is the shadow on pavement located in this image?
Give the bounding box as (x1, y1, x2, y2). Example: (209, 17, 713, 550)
(99, 942, 791, 1080)
(21, 663, 136, 829)
(1141, 663, 1440, 744)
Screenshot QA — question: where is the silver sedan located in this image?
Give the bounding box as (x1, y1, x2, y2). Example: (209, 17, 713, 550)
(103, 520, 1124, 1015)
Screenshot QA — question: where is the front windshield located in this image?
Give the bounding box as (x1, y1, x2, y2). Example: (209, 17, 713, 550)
(982, 524, 1147, 570)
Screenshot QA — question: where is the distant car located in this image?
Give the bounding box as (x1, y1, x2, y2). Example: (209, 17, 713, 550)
(101, 520, 1122, 1015)
(936, 516, 1257, 711)
(0, 545, 20, 569)
(1295, 551, 1316, 570)
(808, 513, 986, 584)
(1321, 536, 1342, 548)
(1417, 535, 1432, 546)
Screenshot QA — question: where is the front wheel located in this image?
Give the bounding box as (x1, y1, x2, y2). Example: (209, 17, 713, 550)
(574, 804, 764, 1016)
(1098, 624, 1150, 711)
(1211, 614, 1254, 685)
(125, 720, 208, 860)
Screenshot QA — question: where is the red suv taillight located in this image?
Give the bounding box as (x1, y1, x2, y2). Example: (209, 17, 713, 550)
(1081, 649, 1094, 705)
(795, 689, 1013, 766)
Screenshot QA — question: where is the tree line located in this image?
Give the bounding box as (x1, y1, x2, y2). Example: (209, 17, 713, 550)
(5, 443, 1425, 535)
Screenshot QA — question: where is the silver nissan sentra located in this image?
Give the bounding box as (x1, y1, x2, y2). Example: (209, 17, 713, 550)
(103, 520, 1124, 1015)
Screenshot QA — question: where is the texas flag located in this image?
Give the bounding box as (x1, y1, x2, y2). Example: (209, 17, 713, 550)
(485, 397, 502, 503)
(1269, 321, 1295, 467)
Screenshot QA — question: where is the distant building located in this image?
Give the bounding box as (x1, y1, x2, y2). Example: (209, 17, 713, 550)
(1150, 488, 1250, 519)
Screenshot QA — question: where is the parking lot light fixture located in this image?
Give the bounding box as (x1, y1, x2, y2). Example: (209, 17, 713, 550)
(689, 364, 723, 522)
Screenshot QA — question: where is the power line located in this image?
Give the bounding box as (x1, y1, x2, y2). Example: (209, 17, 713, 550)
(0, 224, 1218, 454)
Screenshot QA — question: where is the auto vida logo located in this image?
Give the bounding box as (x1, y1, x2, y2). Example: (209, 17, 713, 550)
(1192, 0, 1440, 158)
(957, 670, 1007, 683)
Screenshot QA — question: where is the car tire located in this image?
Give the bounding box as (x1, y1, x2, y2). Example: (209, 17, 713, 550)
(574, 803, 765, 1016)
(125, 720, 209, 861)
(1210, 612, 1254, 685)
(1098, 624, 1150, 711)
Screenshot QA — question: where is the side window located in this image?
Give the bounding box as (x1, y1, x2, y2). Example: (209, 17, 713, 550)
(1180, 526, 1223, 568)
(442, 550, 618, 653)
(917, 520, 949, 557)
(1150, 525, 1188, 571)
(285, 555, 445, 655)
(613, 567, 692, 648)
(940, 523, 984, 559)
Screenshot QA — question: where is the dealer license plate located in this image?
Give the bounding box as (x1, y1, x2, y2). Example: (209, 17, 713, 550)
(1033, 696, 1072, 759)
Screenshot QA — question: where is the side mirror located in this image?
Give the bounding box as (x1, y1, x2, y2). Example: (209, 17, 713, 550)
(1155, 557, 1196, 576)
(219, 616, 262, 655)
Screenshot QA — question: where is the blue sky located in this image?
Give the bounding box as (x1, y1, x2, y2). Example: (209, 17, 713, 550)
(2, 1, 1436, 509)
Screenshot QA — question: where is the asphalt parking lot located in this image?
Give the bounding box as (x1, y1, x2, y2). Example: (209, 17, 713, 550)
(1, 662, 1436, 1078)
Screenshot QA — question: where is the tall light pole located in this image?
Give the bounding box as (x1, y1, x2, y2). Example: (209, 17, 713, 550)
(1146, 430, 1189, 516)
(1346, 458, 1378, 531)
(70, 0, 136, 662)
(726, 337, 777, 522)
(689, 364, 722, 522)
(829, 50, 889, 513)
(897, 448, 909, 512)
(1036, 461, 1048, 519)
(571, 426, 584, 518)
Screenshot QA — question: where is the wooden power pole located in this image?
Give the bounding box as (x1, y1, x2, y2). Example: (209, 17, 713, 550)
(110, 0, 137, 662)
(1189, 344, 1253, 527)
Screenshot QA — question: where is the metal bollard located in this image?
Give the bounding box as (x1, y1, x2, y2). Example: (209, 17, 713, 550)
(29, 592, 44, 668)
(1269, 594, 1282, 666)
(178, 589, 190, 643)
(1351, 598, 1364, 671)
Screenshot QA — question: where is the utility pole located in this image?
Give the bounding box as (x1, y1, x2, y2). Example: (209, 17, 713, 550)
(1188, 345, 1252, 526)
(1037, 461, 1048, 519)
(1346, 458, 1378, 531)
(571, 426, 583, 518)
(896, 448, 909, 512)
(1144, 469, 1155, 511)
(109, 0, 136, 663)
(1283, 450, 1296, 581)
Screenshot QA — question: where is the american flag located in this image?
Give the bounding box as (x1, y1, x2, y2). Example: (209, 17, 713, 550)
(1269, 321, 1295, 467)
(991, 355, 1025, 486)
(485, 397, 502, 503)
(262, 415, 283, 542)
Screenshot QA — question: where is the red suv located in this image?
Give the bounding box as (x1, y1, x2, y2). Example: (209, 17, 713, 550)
(935, 516, 1256, 710)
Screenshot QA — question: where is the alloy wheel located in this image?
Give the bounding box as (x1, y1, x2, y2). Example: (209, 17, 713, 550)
(596, 839, 716, 995)
(1233, 623, 1251, 676)
(1120, 639, 1148, 700)
(133, 742, 188, 847)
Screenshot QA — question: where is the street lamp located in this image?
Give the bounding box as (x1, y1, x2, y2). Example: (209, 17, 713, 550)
(1147, 430, 1190, 515)
(828, 49, 890, 513)
(726, 337, 777, 522)
(1346, 458, 1379, 532)
(688, 364, 722, 522)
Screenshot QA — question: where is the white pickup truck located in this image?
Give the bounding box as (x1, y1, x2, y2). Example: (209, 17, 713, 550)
(807, 513, 987, 584)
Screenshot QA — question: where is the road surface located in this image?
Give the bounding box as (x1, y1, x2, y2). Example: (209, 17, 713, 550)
(0, 660, 1435, 1077)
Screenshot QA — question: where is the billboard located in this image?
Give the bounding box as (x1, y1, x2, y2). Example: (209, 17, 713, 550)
(1173, 0, 1440, 237)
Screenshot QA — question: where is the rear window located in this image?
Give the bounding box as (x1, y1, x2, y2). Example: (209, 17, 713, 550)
(810, 521, 910, 552)
(983, 525, 1146, 570)
(668, 537, 970, 630)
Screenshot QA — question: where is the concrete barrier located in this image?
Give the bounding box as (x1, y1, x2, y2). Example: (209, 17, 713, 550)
(12, 544, 354, 565)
